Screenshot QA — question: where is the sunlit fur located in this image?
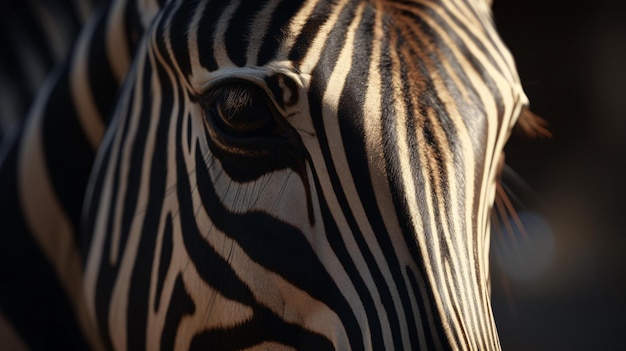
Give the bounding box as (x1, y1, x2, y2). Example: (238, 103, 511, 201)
(1, 0, 532, 350)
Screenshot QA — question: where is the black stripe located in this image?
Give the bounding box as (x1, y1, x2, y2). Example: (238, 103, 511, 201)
(96, 68, 137, 276)
(42, 63, 95, 247)
(154, 214, 174, 312)
(193, 138, 362, 348)
(397, 10, 499, 335)
(397, 6, 493, 126)
(313, 180, 369, 351)
(92, 141, 125, 350)
(305, 4, 390, 348)
(176, 141, 342, 350)
(87, 64, 141, 346)
(394, 10, 491, 252)
(337, 4, 420, 349)
(397, 15, 481, 262)
(0, 132, 90, 351)
(394, 33, 458, 239)
(87, 4, 123, 126)
(160, 275, 196, 351)
(445, 1, 512, 78)
(119, 53, 159, 265)
(339, 3, 409, 346)
(81, 124, 113, 264)
(406, 266, 451, 350)
(256, 0, 302, 66)
(190, 308, 335, 351)
(395, 30, 461, 341)
(396, 15, 485, 162)
(288, 0, 334, 63)
(125, 49, 176, 351)
(168, 0, 199, 78)
(154, 0, 181, 78)
(446, 277, 473, 348)
(197, 0, 231, 72)
(90, 43, 155, 351)
(182, 149, 260, 304)
(404, 5, 505, 120)
(224, 1, 266, 67)
(82, 2, 138, 261)
(399, 2, 506, 79)
(124, 0, 146, 62)
(379, 19, 450, 349)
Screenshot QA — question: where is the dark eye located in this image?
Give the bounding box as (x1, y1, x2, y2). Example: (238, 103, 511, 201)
(202, 82, 278, 136)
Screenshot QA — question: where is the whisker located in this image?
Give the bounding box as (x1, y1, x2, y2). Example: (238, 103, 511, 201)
(272, 172, 292, 215)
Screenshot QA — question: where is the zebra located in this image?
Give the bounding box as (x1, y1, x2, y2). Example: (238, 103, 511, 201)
(0, 0, 546, 349)
(0, 0, 97, 142)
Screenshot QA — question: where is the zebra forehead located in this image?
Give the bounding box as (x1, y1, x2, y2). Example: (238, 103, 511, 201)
(154, 0, 503, 69)
(151, 0, 522, 113)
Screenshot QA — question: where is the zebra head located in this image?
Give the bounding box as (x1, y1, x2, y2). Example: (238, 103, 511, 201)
(82, 0, 528, 349)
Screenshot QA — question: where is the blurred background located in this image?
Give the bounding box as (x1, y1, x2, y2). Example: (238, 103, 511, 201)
(491, 0, 626, 350)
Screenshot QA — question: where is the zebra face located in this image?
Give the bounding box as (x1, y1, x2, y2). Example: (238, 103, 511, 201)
(82, 1, 527, 350)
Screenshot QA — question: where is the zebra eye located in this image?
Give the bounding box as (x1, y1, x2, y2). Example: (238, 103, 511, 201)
(203, 82, 277, 136)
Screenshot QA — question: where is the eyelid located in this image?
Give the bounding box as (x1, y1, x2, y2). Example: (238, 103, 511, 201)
(201, 81, 282, 137)
(201, 80, 275, 111)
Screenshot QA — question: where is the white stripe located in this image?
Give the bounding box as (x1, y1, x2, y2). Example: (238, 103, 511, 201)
(107, 43, 168, 351)
(69, 5, 105, 150)
(278, 0, 319, 59)
(187, 0, 211, 92)
(184, 161, 352, 349)
(0, 312, 29, 351)
(213, 0, 240, 68)
(246, 0, 283, 66)
(106, 0, 132, 83)
(362, 7, 431, 349)
(298, 0, 350, 74)
(319, 4, 404, 350)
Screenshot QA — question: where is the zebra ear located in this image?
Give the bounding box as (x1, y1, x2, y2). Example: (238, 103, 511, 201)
(462, 0, 493, 14)
(514, 107, 552, 138)
(481, 0, 493, 8)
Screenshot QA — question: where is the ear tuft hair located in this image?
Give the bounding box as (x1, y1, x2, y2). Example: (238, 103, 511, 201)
(514, 107, 552, 138)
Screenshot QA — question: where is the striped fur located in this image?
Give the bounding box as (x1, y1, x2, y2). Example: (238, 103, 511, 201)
(0, 0, 531, 350)
(0, 0, 97, 141)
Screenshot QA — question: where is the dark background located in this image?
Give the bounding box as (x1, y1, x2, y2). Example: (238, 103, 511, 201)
(490, 1, 626, 350)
